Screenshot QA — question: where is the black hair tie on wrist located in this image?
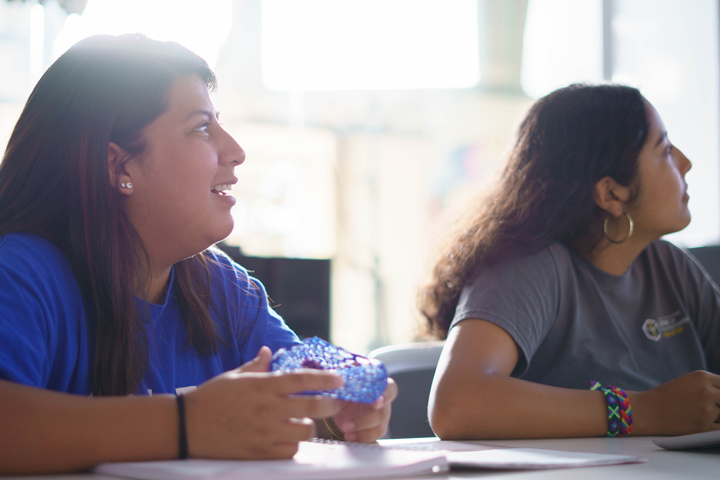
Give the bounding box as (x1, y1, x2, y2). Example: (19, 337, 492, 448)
(176, 394, 189, 459)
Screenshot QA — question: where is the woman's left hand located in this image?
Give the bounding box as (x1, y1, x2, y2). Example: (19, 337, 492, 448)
(331, 378, 398, 443)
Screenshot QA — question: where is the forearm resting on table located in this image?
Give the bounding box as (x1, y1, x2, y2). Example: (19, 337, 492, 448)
(0, 379, 177, 474)
(430, 373, 610, 439)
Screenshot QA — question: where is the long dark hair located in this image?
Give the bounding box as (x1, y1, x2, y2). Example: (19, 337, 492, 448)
(420, 83, 649, 337)
(0, 34, 222, 395)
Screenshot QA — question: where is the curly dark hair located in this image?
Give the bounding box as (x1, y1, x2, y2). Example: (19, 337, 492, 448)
(419, 83, 649, 338)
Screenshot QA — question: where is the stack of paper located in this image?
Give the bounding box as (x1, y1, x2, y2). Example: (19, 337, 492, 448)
(447, 448, 644, 470)
(95, 438, 644, 480)
(95, 441, 448, 480)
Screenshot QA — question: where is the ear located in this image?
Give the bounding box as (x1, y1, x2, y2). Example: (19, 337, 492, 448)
(593, 176, 631, 218)
(108, 142, 134, 196)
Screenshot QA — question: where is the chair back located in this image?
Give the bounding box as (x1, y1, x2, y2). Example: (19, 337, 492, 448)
(368, 341, 445, 438)
(687, 245, 720, 286)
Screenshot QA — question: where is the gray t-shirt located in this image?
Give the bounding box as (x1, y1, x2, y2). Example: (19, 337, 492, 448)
(452, 240, 720, 390)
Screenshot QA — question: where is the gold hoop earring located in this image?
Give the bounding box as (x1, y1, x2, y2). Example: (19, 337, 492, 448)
(603, 212, 634, 244)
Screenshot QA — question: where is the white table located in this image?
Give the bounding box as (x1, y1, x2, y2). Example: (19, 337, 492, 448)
(5, 437, 719, 479)
(425, 436, 720, 479)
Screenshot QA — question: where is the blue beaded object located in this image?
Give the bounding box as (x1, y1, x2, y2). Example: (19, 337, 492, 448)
(270, 337, 388, 404)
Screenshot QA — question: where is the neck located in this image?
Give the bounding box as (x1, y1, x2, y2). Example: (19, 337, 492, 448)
(138, 265, 172, 304)
(133, 233, 178, 304)
(583, 233, 655, 275)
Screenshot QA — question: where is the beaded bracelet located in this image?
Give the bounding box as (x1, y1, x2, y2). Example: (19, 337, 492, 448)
(608, 386, 633, 437)
(590, 381, 621, 437)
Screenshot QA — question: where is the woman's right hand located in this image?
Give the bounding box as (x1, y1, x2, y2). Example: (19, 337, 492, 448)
(631, 370, 720, 436)
(182, 346, 342, 459)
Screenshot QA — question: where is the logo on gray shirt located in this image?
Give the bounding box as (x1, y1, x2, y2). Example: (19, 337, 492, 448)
(642, 311, 689, 342)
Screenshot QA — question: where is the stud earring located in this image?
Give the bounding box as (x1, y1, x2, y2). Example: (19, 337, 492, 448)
(126, 182, 133, 188)
(121, 183, 126, 188)
(120, 182, 133, 189)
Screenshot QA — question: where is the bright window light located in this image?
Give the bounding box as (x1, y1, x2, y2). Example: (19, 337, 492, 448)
(612, 0, 720, 247)
(52, 0, 232, 67)
(224, 123, 337, 259)
(261, 0, 480, 91)
(521, 0, 603, 99)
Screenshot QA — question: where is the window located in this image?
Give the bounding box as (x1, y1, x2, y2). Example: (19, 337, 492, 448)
(261, 0, 480, 91)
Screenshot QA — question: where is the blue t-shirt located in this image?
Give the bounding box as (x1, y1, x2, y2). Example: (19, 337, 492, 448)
(0, 233, 301, 395)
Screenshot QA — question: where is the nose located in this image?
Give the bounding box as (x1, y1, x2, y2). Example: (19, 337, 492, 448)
(677, 147, 691, 175)
(219, 126, 245, 166)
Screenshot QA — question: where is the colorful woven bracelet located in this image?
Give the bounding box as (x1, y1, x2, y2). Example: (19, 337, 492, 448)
(608, 386, 633, 437)
(590, 381, 621, 437)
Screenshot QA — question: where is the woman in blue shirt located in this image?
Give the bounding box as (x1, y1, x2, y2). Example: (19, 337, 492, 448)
(0, 34, 396, 473)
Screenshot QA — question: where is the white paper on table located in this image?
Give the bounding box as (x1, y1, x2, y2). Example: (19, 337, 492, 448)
(446, 448, 646, 470)
(94, 441, 449, 480)
(95, 440, 646, 479)
(380, 438, 502, 452)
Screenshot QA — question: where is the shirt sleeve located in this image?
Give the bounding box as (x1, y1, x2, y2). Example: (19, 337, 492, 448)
(207, 250, 301, 365)
(0, 235, 82, 388)
(0, 235, 95, 394)
(0, 263, 52, 387)
(451, 246, 561, 376)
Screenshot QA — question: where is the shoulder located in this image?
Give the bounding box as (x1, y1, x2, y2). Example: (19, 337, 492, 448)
(204, 247, 254, 285)
(0, 233, 76, 286)
(0, 232, 65, 261)
(0, 234, 88, 390)
(454, 244, 568, 370)
(457, 243, 580, 327)
(506, 242, 570, 270)
(203, 247, 267, 303)
(459, 243, 567, 318)
(468, 243, 567, 287)
(644, 238, 688, 260)
(201, 247, 300, 352)
(0, 234, 81, 328)
(641, 239, 698, 275)
(204, 247, 242, 275)
(639, 239, 717, 305)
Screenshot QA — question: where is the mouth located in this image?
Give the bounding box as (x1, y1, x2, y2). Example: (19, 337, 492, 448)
(211, 184, 234, 196)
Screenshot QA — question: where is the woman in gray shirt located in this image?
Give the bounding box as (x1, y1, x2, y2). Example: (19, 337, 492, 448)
(421, 83, 720, 439)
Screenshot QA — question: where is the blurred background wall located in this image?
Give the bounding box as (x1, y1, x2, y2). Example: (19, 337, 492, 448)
(1, 0, 718, 353)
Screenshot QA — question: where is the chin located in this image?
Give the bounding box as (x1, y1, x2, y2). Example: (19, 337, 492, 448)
(673, 214, 692, 234)
(211, 220, 235, 246)
(681, 210, 692, 228)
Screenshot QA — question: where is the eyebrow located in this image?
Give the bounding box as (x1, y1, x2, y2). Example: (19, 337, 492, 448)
(185, 109, 219, 121)
(654, 130, 668, 148)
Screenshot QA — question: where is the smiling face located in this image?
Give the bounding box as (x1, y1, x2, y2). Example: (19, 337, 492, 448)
(627, 100, 692, 239)
(122, 75, 245, 271)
